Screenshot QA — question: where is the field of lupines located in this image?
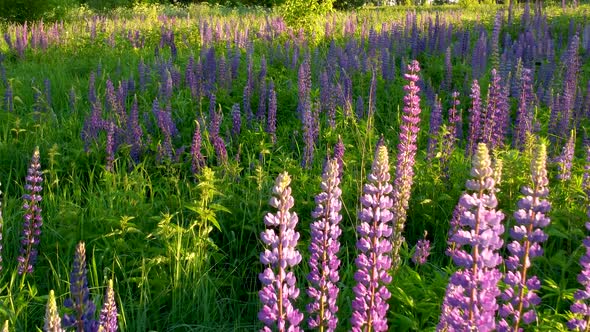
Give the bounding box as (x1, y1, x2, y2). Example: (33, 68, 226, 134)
(0, 2, 589, 331)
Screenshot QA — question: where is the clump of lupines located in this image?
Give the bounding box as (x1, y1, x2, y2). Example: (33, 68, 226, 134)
(556, 129, 575, 181)
(437, 143, 505, 332)
(45, 290, 64, 332)
(351, 139, 393, 332)
(391, 60, 422, 271)
(499, 143, 550, 331)
(63, 241, 98, 332)
(412, 232, 431, 265)
(18, 147, 43, 275)
(258, 172, 303, 332)
(306, 158, 342, 331)
(99, 279, 118, 332)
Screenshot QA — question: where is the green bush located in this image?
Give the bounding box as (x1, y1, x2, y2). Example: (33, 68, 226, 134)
(0, 0, 53, 22)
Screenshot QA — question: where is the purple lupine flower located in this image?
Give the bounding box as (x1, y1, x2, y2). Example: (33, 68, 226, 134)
(446, 202, 467, 254)
(267, 81, 277, 144)
(190, 120, 205, 176)
(568, 153, 590, 332)
(556, 129, 576, 181)
(449, 92, 462, 140)
(437, 143, 505, 332)
(231, 103, 241, 137)
(427, 96, 443, 161)
(412, 233, 431, 266)
(105, 122, 115, 172)
(333, 136, 345, 179)
(306, 158, 342, 331)
(569, 222, 590, 331)
(351, 140, 393, 332)
(127, 96, 143, 164)
(258, 172, 304, 332)
(99, 279, 118, 332)
(63, 242, 98, 332)
(391, 60, 422, 271)
(498, 143, 550, 331)
(18, 147, 43, 275)
(514, 68, 535, 150)
(444, 46, 452, 90)
(481, 69, 503, 150)
(45, 290, 64, 332)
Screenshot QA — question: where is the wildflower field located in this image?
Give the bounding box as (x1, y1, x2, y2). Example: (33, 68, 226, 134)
(0, 2, 589, 331)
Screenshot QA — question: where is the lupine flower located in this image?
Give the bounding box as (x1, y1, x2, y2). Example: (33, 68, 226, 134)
(568, 201, 590, 331)
(449, 92, 462, 140)
(63, 242, 98, 332)
(351, 140, 393, 332)
(514, 68, 535, 150)
(306, 158, 342, 331)
(333, 136, 345, 179)
(437, 143, 505, 332)
(99, 279, 118, 332)
(556, 129, 576, 181)
(258, 172, 303, 332)
(105, 122, 115, 172)
(18, 147, 43, 275)
(231, 103, 241, 137)
(412, 232, 431, 265)
(467, 80, 482, 157)
(127, 96, 143, 164)
(481, 69, 504, 149)
(391, 60, 422, 271)
(427, 96, 443, 161)
(45, 290, 64, 332)
(267, 80, 277, 144)
(191, 120, 205, 176)
(499, 143, 550, 331)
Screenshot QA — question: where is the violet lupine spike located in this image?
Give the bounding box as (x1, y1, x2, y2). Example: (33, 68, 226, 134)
(481, 69, 503, 150)
(449, 92, 462, 141)
(231, 103, 241, 138)
(258, 172, 304, 332)
(391, 60, 422, 271)
(191, 120, 205, 176)
(333, 136, 345, 179)
(63, 242, 98, 332)
(498, 143, 550, 332)
(556, 129, 576, 181)
(45, 290, 64, 332)
(465, 80, 482, 157)
(351, 140, 393, 332)
(437, 143, 505, 332)
(18, 147, 43, 275)
(427, 95, 443, 161)
(127, 97, 143, 164)
(105, 122, 115, 172)
(306, 158, 342, 331)
(514, 68, 535, 150)
(99, 279, 118, 332)
(412, 232, 431, 265)
(267, 80, 277, 144)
